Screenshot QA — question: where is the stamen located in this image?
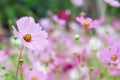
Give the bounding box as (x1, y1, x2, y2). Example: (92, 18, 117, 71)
(84, 21, 90, 27)
(32, 75, 37, 80)
(111, 55, 117, 61)
(23, 34, 32, 42)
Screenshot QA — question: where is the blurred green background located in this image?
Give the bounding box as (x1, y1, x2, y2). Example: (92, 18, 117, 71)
(0, 0, 82, 35)
(0, 0, 119, 34)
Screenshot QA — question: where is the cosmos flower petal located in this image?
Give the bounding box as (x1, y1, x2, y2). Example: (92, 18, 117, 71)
(32, 31, 48, 41)
(16, 17, 35, 34)
(13, 26, 23, 39)
(86, 18, 92, 23)
(76, 16, 85, 25)
(76, 16, 100, 29)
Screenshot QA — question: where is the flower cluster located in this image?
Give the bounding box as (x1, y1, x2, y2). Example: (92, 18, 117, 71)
(0, 7, 120, 80)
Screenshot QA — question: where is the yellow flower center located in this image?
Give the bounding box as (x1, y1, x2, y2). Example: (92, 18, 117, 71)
(23, 34, 32, 42)
(32, 75, 38, 80)
(84, 21, 90, 27)
(111, 55, 117, 60)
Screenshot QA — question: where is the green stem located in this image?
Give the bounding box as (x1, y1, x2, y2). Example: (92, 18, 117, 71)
(78, 64, 81, 80)
(76, 55, 82, 80)
(20, 65, 24, 80)
(15, 46, 24, 80)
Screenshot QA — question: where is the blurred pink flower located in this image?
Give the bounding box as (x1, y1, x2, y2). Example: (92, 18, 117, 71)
(0, 49, 8, 62)
(52, 15, 66, 27)
(49, 57, 64, 72)
(39, 18, 53, 31)
(71, 0, 84, 7)
(76, 16, 100, 29)
(91, 68, 102, 80)
(98, 34, 120, 46)
(98, 44, 120, 66)
(61, 62, 75, 73)
(25, 69, 54, 80)
(13, 16, 48, 51)
(111, 18, 120, 30)
(58, 9, 71, 21)
(28, 50, 37, 63)
(108, 66, 120, 76)
(39, 41, 56, 64)
(73, 50, 88, 66)
(104, 0, 120, 7)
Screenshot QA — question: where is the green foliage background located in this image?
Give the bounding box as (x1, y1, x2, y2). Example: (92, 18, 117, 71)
(0, 0, 119, 32)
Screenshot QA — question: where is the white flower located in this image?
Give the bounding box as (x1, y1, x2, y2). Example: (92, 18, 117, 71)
(86, 37, 103, 50)
(9, 36, 22, 45)
(33, 61, 49, 74)
(96, 25, 115, 35)
(69, 68, 79, 80)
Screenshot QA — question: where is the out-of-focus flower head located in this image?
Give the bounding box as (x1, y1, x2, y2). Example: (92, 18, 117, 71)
(61, 61, 75, 73)
(52, 15, 66, 27)
(98, 44, 120, 67)
(91, 68, 102, 80)
(25, 69, 54, 80)
(96, 25, 119, 46)
(98, 44, 120, 76)
(104, 0, 120, 7)
(96, 25, 115, 36)
(0, 49, 8, 62)
(39, 18, 53, 31)
(71, 0, 84, 7)
(108, 65, 120, 76)
(76, 16, 100, 29)
(86, 37, 103, 50)
(110, 18, 120, 30)
(58, 9, 71, 21)
(13, 16, 48, 51)
(98, 34, 120, 46)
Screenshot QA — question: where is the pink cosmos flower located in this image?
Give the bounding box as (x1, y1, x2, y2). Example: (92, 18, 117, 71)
(71, 0, 84, 7)
(98, 34, 120, 46)
(104, 0, 120, 7)
(111, 18, 120, 30)
(39, 18, 53, 31)
(0, 49, 8, 62)
(28, 50, 37, 63)
(61, 61, 75, 73)
(108, 65, 120, 76)
(52, 15, 66, 27)
(98, 44, 120, 67)
(58, 9, 71, 21)
(73, 50, 88, 66)
(91, 68, 102, 80)
(13, 16, 48, 51)
(39, 41, 56, 64)
(25, 69, 54, 80)
(76, 16, 100, 29)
